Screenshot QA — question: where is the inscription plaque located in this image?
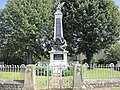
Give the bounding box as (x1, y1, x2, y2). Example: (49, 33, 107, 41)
(56, 18, 61, 37)
(54, 54, 63, 60)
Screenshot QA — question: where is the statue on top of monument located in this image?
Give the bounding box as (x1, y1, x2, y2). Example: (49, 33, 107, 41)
(55, 1, 65, 11)
(51, 37, 67, 51)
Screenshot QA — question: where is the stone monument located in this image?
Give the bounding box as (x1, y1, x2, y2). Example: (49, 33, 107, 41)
(49, 2, 68, 66)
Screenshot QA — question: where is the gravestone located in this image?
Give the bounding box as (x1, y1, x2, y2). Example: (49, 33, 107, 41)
(49, 2, 68, 67)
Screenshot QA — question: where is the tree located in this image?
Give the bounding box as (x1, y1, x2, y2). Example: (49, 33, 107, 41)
(95, 43, 120, 64)
(61, 0, 120, 65)
(105, 43, 120, 64)
(0, 9, 2, 15)
(0, 0, 54, 64)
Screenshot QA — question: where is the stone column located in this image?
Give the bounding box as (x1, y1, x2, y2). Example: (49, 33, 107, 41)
(73, 64, 85, 90)
(23, 64, 36, 90)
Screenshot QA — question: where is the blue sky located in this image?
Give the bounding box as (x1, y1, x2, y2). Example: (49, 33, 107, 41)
(0, 0, 8, 9)
(114, 0, 120, 11)
(0, 0, 120, 10)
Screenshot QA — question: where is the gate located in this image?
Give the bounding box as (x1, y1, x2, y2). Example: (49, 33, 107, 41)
(36, 64, 73, 90)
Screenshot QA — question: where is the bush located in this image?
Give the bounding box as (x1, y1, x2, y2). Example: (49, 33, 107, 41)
(62, 66, 73, 76)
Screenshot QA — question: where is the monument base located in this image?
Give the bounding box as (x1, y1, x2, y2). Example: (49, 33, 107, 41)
(49, 50, 68, 74)
(49, 50, 68, 66)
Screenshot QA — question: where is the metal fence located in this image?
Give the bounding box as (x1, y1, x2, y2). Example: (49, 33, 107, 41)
(36, 64, 73, 89)
(0, 64, 25, 90)
(35, 63, 120, 89)
(0, 64, 25, 81)
(1, 63, 120, 89)
(82, 63, 120, 80)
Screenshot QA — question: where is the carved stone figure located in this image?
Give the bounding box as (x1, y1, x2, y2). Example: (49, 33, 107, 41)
(56, 2, 65, 10)
(51, 37, 67, 51)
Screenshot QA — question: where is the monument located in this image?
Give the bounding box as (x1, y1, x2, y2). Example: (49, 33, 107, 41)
(49, 2, 68, 66)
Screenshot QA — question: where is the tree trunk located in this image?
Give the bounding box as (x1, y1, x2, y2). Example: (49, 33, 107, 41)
(86, 52, 93, 69)
(27, 51, 32, 64)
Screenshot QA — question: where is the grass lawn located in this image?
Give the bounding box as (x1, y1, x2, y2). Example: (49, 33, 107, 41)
(82, 68, 120, 79)
(62, 76, 73, 87)
(0, 71, 24, 80)
(36, 76, 48, 88)
(111, 87, 120, 90)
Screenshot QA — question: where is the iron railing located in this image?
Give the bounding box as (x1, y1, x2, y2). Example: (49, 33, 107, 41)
(35, 64, 73, 89)
(0, 64, 25, 81)
(0, 64, 25, 90)
(82, 63, 120, 80)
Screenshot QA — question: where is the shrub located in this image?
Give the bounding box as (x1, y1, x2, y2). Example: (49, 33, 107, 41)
(62, 66, 73, 76)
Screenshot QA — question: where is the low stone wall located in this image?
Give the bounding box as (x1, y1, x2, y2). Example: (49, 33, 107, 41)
(0, 80, 24, 90)
(83, 79, 120, 89)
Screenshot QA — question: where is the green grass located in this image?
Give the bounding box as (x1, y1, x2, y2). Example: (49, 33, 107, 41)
(36, 76, 48, 88)
(111, 87, 120, 90)
(0, 71, 24, 80)
(82, 68, 120, 79)
(62, 76, 73, 87)
(36, 76, 53, 88)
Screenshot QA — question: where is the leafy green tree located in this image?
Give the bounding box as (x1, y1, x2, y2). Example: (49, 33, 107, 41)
(96, 43, 120, 64)
(0, 0, 54, 64)
(0, 9, 2, 15)
(105, 43, 120, 64)
(61, 0, 120, 65)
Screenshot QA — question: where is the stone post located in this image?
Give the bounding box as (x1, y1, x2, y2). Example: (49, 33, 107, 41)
(23, 64, 36, 90)
(73, 64, 85, 90)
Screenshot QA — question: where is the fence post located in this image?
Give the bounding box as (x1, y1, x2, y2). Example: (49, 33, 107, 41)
(73, 64, 85, 90)
(23, 64, 36, 90)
